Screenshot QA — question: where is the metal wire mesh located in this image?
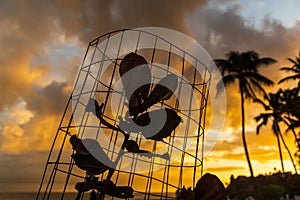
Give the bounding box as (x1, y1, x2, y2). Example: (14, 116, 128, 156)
(36, 29, 211, 200)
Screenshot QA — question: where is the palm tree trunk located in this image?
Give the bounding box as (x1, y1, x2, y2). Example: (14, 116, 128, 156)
(279, 131, 298, 174)
(283, 118, 299, 149)
(240, 83, 254, 177)
(276, 132, 285, 173)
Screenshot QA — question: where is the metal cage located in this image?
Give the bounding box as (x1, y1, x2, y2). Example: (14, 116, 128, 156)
(36, 29, 211, 200)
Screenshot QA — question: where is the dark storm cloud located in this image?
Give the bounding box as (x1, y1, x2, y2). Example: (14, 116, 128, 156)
(53, 0, 209, 43)
(0, 151, 48, 184)
(27, 81, 69, 115)
(189, 6, 300, 60)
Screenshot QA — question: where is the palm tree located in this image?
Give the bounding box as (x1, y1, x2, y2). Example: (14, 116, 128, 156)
(280, 85, 300, 139)
(281, 87, 300, 173)
(215, 50, 276, 177)
(278, 51, 300, 171)
(278, 51, 300, 84)
(255, 90, 298, 173)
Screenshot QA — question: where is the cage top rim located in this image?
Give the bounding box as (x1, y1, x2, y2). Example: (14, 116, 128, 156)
(88, 28, 213, 78)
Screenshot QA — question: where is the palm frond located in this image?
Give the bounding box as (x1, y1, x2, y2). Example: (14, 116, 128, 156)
(256, 122, 264, 135)
(279, 74, 300, 84)
(283, 97, 300, 118)
(242, 78, 256, 99)
(282, 117, 299, 134)
(243, 71, 274, 86)
(214, 59, 230, 67)
(287, 57, 300, 66)
(255, 113, 271, 134)
(216, 74, 239, 96)
(255, 57, 277, 68)
(214, 59, 232, 75)
(249, 79, 268, 98)
(279, 67, 300, 73)
(254, 98, 270, 110)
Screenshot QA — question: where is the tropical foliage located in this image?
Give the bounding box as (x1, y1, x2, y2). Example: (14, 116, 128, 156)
(227, 173, 300, 200)
(254, 90, 297, 173)
(215, 50, 276, 177)
(278, 51, 300, 84)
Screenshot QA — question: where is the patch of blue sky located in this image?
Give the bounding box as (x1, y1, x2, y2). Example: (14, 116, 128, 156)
(30, 42, 84, 85)
(50, 44, 83, 57)
(208, 0, 300, 28)
(31, 43, 83, 66)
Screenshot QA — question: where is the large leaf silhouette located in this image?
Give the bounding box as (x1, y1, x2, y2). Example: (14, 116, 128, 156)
(70, 135, 113, 176)
(119, 53, 151, 117)
(135, 108, 181, 141)
(72, 153, 110, 176)
(140, 74, 178, 113)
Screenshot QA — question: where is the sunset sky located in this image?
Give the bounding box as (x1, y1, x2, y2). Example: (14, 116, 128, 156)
(0, 0, 300, 192)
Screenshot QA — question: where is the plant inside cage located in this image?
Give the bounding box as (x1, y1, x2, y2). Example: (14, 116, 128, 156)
(36, 29, 210, 200)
